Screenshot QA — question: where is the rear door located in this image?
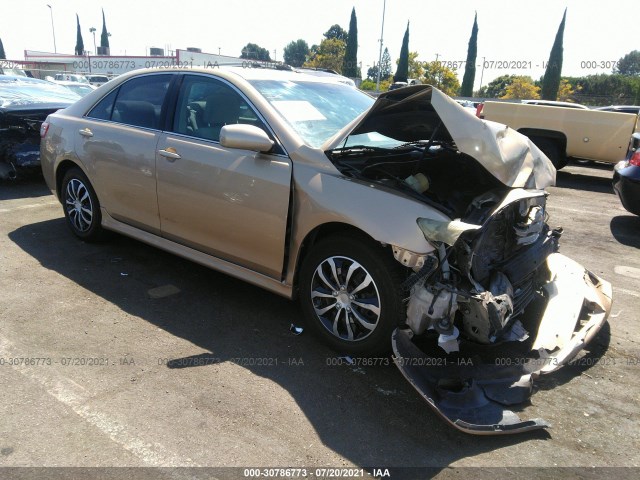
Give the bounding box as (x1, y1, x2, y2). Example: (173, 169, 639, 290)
(74, 73, 173, 234)
(156, 74, 292, 279)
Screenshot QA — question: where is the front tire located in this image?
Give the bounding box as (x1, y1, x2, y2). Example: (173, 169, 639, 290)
(61, 168, 104, 241)
(299, 233, 406, 355)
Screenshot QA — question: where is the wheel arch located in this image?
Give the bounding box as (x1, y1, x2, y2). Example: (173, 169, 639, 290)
(55, 160, 88, 202)
(518, 128, 567, 155)
(290, 222, 390, 300)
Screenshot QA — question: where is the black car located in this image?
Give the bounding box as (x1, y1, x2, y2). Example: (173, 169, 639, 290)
(613, 132, 640, 215)
(0, 75, 79, 180)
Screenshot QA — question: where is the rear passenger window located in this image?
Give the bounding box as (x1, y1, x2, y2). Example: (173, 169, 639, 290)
(88, 74, 171, 129)
(87, 89, 118, 121)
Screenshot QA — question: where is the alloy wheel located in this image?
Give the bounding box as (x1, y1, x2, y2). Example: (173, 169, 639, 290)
(65, 178, 94, 233)
(310, 256, 382, 342)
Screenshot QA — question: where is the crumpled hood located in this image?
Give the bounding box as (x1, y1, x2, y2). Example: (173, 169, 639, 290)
(327, 85, 556, 189)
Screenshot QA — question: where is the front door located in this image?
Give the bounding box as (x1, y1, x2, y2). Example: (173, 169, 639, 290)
(156, 74, 292, 279)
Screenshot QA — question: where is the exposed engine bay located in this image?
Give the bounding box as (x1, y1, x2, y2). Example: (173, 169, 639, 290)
(326, 85, 613, 434)
(1, 75, 78, 180)
(0, 109, 49, 180)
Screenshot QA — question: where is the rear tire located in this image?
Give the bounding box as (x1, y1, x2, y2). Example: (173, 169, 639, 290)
(532, 137, 567, 170)
(61, 167, 104, 241)
(299, 233, 406, 355)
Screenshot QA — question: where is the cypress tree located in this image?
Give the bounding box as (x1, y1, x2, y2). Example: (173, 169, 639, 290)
(460, 13, 478, 97)
(541, 9, 567, 100)
(394, 22, 410, 83)
(342, 8, 358, 77)
(100, 9, 110, 49)
(0, 38, 6, 59)
(75, 14, 84, 55)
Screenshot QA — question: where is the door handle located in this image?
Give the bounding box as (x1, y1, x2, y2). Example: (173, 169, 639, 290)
(78, 128, 93, 137)
(158, 148, 181, 162)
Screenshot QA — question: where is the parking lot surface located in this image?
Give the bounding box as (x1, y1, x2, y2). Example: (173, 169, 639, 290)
(0, 162, 639, 477)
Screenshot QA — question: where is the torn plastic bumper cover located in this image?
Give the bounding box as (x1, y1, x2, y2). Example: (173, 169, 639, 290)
(392, 252, 612, 435)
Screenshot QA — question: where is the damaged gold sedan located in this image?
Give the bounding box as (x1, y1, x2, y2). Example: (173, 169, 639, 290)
(40, 68, 611, 435)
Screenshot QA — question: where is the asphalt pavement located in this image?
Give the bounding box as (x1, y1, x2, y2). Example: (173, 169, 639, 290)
(0, 162, 638, 479)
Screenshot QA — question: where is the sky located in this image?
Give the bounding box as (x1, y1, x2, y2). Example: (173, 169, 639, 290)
(1, 0, 637, 90)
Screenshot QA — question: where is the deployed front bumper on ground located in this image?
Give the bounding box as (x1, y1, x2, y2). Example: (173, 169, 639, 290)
(392, 253, 612, 435)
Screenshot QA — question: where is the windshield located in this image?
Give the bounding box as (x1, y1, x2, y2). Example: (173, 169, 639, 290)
(249, 79, 374, 148)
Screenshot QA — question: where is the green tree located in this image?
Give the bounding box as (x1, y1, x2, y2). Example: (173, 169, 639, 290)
(75, 14, 84, 56)
(100, 9, 110, 49)
(303, 38, 346, 73)
(240, 43, 271, 61)
(0, 38, 6, 59)
(399, 51, 423, 80)
(460, 13, 478, 97)
(614, 50, 640, 76)
(380, 47, 392, 79)
(556, 79, 577, 101)
(541, 8, 566, 100)
(501, 77, 540, 99)
(366, 64, 379, 81)
(478, 74, 519, 98)
(283, 39, 309, 67)
(360, 79, 377, 91)
(342, 8, 358, 77)
(564, 73, 640, 105)
(422, 61, 460, 96)
(394, 22, 410, 83)
(324, 24, 348, 42)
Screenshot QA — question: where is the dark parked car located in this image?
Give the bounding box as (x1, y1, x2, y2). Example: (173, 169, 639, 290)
(613, 133, 640, 215)
(0, 75, 79, 179)
(86, 74, 111, 87)
(388, 81, 408, 91)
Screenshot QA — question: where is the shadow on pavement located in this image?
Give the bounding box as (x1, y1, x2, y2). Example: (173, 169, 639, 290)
(555, 170, 614, 194)
(10, 218, 551, 469)
(610, 215, 640, 249)
(0, 177, 51, 201)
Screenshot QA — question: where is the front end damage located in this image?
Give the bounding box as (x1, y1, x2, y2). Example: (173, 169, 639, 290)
(393, 190, 612, 434)
(0, 76, 78, 180)
(0, 109, 50, 179)
(326, 85, 613, 434)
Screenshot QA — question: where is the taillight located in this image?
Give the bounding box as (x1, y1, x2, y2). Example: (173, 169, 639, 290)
(476, 103, 484, 118)
(630, 150, 640, 167)
(40, 120, 50, 138)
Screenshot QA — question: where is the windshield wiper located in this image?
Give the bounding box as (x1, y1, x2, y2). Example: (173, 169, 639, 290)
(330, 144, 396, 153)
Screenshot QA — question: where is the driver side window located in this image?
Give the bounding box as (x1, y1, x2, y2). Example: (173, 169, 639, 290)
(173, 75, 265, 143)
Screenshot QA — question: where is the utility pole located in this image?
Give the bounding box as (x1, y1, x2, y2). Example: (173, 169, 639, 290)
(47, 4, 57, 53)
(376, 0, 386, 92)
(89, 27, 96, 54)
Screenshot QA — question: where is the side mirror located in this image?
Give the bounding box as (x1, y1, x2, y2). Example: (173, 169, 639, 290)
(220, 124, 274, 153)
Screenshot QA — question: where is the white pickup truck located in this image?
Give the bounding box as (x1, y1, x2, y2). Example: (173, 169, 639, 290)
(480, 101, 640, 169)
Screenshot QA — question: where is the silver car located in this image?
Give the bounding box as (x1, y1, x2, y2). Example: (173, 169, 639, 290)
(40, 67, 612, 434)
